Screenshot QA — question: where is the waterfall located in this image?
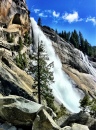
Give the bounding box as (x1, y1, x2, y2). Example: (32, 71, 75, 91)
(30, 18, 83, 113)
(74, 48, 96, 78)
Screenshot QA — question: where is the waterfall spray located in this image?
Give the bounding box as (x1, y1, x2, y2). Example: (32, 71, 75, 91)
(31, 18, 83, 113)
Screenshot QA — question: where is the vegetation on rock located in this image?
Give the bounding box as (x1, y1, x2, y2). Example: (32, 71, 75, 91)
(56, 104, 67, 118)
(18, 37, 23, 52)
(15, 53, 27, 70)
(80, 94, 96, 118)
(24, 32, 32, 46)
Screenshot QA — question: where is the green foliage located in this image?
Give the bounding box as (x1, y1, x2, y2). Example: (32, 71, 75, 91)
(31, 42, 56, 110)
(24, 32, 32, 46)
(58, 29, 96, 58)
(90, 99, 96, 118)
(37, 17, 42, 26)
(59, 31, 70, 42)
(80, 94, 91, 112)
(15, 53, 27, 70)
(56, 104, 67, 118)
(80, 95, 96, 118)
(18, 37, 23, 52)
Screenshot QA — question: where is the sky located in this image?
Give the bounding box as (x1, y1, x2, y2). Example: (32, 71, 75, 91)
(26, 0, 96, 46)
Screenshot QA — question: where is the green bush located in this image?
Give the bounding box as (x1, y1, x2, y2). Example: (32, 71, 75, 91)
(15, 53, 27, 70)
(80, 95, 96, 118)
(56, 104, 67, 118)
(24, 32, 32, 45)
(18, 37, 23, 52)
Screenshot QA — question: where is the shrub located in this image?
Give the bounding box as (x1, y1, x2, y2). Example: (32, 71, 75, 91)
(15, 53, 27, 70)
(18, 37, 23, 52)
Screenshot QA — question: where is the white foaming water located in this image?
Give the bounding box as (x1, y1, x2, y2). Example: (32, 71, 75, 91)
(31, 18, 82, 113)
(75, 49, 96, 78)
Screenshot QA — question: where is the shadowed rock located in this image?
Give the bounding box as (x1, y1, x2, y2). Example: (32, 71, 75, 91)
(0, 95, 44, 126)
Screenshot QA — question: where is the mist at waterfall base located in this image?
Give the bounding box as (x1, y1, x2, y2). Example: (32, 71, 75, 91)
(30, 18, 83, 113)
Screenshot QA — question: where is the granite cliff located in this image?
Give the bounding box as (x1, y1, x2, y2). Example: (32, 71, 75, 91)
(0, 0, 30, 35)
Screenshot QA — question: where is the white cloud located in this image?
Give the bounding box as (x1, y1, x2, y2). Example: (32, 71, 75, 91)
(38, 13, 48, 17)
(86, 17, 96, 25)
(53, 11, 60, 18)
(44, 10, 52, 13)
(34, 9, 40, 13)
(62, 11, 80, 23)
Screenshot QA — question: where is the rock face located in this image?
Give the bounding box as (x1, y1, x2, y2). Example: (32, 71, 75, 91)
(0, 51, 34, 101)
(0, 0, 30, 35)
(0, 122, 18, 130)
(0, 95, 44, 126)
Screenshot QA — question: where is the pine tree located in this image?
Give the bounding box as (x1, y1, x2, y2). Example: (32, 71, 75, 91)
(79, 94, 91, 112)
(80, 95, 96, 118)
(31, 40, 54, 106)
(90, 99, 96, 118)
(37, 17, 42, 26)
(18, 37, 23, 52)
(79, 31, 85, 51)
(70, 30, 79, 48)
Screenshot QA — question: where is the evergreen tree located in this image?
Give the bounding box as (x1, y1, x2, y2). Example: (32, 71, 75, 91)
(37, 17, 42, 26)
(15, 52, 27, 70)
(24, 32, 32, 45)
(55, 29, 58, 34)
(66, 31, 71, 42)
(79, 31, 85, 51)
(80, 94, 96, 118)
(57, 104, 67, 118)
(84, 39, 89, 54)
(70, 30, 79, 48)
(90, 99, 96, 118)
(18, 37, 23, 52)
(80, 94, 91, 112)
(31, 40, 54, 106)
(58, 29, 96, 58)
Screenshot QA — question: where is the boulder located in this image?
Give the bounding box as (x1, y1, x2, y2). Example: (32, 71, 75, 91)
(61, 123, 89, 130)
(32, 109, 60, 130)
(45, 106, 57, 118)
(60, 112, 96, 130)
(0, 122, 17, 130)
(61, 126, 71, 130)
(72, 123, 89, 130)
(0, 95, 44, 126)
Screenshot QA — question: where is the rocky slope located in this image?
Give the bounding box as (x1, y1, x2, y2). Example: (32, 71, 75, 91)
(0, 0, 36, 102)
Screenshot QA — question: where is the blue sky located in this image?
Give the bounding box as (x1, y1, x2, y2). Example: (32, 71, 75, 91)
(26, 0, 96, 46)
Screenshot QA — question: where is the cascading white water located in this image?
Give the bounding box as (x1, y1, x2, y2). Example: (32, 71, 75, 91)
(31, 18, 83, 113)
(74, 48, 96, 78)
